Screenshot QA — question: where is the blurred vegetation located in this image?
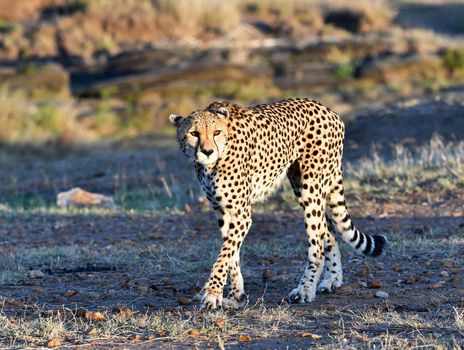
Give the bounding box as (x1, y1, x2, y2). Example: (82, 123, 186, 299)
(442, 48, 464, 76)
(0, 0, 463, 151)
(0, 86, 83, 145)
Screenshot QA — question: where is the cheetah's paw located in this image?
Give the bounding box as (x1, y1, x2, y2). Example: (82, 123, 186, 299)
(317, 278, 342, 294)
(287, 286, 316, 304)
(200, 290, 223, 310)
(222, 293, 247, 309)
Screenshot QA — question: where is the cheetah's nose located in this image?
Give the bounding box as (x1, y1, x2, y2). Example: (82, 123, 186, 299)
(201, 149, 214, 157)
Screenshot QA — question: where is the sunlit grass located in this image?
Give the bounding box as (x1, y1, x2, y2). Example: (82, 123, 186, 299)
(344, 135, 464, 194)
(2, 135, 463, 213)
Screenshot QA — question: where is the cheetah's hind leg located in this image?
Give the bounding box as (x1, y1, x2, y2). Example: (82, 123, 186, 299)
(317, 214, 343, 294)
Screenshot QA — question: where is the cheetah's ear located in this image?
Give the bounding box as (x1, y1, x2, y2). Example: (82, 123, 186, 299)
(216, 107, 229, 119)
(169, 113, 184, 127)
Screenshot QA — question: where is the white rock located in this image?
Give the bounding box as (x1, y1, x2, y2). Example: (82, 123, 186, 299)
(27, 270, 45, 279)
(57, 187, 116, 209)
(375, 290, 389, 298)
(440, 270, 449, 279)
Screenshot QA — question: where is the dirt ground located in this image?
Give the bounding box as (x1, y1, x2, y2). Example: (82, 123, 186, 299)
(0, 191, 463, 348)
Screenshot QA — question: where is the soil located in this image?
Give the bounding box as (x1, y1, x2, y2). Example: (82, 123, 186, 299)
(0, 193, 463, 348)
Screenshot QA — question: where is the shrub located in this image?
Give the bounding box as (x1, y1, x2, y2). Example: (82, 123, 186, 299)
(0, 85, 87, 145)
(442, 48, 464, 76)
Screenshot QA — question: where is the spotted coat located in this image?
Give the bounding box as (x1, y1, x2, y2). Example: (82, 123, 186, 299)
(170, 98, 387, 309)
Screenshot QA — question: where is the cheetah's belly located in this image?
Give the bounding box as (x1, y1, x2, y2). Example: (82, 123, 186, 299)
(250, 168, 288, 204)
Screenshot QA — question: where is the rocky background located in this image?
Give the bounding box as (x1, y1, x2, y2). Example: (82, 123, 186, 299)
(0, 0, 463, 149)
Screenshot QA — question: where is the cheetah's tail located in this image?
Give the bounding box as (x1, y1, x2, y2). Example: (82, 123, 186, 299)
(327, 180, 387, 257)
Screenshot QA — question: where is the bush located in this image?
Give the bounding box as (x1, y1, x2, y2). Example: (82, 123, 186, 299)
(0, 85, 86, 145)
(331, 62, 356, 79)
(442, 48, 464, 75)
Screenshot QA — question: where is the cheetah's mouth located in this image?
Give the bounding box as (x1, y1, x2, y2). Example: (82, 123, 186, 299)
(195, 152, 219, 166)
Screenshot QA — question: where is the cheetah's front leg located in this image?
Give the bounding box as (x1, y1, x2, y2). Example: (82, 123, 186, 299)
(211, 208, 246, 308)
(201, 207, 252, 309)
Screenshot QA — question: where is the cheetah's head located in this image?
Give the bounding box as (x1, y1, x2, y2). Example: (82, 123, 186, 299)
(169, 107, 229, 166)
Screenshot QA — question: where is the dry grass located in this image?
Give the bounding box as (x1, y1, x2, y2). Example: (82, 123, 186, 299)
(0, 240, 221, 287)
(0, 301, 297, 348)
(344, 135, 464, 194)
(351, 309, 434, 330)
(154, 0, 241, 34)
(455, 308, 464, 336)
(0, 85, 90, 146)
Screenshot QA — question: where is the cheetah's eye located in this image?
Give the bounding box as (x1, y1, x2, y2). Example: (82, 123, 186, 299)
(213, 130, 221, 136)
(189, 131, 200, 137)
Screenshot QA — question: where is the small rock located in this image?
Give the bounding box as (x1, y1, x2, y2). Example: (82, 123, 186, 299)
(404, 275, 415, 284)
(359, 282, 368, 288)
(431, 282, 445, 289)
(375, 290, 389, 298)
(325, 304, 337, 311)
(337, 285, 353, 294)
(27, 270, 45, 279)
(262, 269, 274, 281)
(85, 311, 106, 322)
(178, 297, 193, 306)
(47, 339, 62, 347)
(239, 335, 252, 342)
(57, 187, 116, 210)
(440, 271, 449, 279)
(189, 329, 200, 336)
(64, 289, 78, 297)
(323, 321, 337, 329)
(215, 320, 226, 328)
(367, 280, 383, 289)
(301, 332, 322, 339)
(114, 305, 133, 318)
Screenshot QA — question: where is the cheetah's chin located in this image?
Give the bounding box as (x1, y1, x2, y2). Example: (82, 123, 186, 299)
(196, 158, 218, 166)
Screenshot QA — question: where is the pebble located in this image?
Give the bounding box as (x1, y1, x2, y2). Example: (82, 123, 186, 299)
(337, 285, 353, 294)
(367, 280, 383, 289)
(27, 270, 45, 279)
(440, 270, 449, 279)
(375, 290, 389, 298)
(359, 282, 368, 288)
(178, 297, 193, 306)
(262, 269, 274, 281)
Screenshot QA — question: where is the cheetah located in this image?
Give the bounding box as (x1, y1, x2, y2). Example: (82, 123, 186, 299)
(169, 98, 387, 309)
